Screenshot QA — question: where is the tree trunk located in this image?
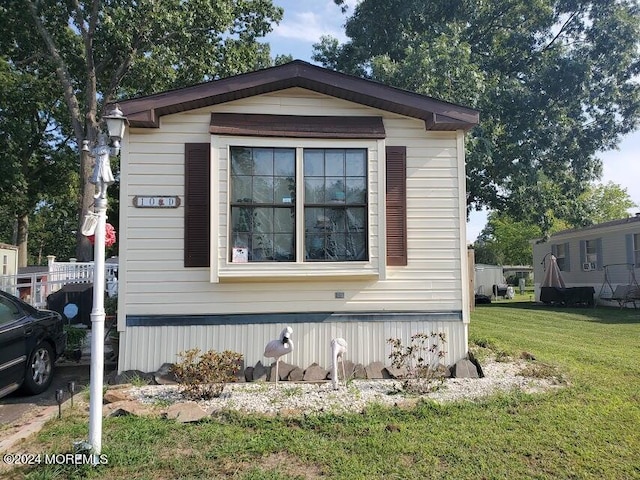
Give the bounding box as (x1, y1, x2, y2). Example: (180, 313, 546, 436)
(17, 214, 29, 268)
(76, 128, 98, 261)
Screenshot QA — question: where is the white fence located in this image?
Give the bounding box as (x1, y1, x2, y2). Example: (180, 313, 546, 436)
(0, 255, 118, 308)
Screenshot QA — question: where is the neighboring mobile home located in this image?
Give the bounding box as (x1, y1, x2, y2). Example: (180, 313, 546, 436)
(115, 61, 479, 373)
(532, 215, 640, 306)
(0, 244, 19, 291)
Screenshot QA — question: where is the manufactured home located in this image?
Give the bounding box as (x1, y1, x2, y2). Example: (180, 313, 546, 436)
(0, 244, 19, 291)
(532, 215, 640, 306)
(115, 61, 479, 373)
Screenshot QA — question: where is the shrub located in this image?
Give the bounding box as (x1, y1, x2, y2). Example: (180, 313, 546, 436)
(170, 348, 243, 400)
(387, 332, 447, 394)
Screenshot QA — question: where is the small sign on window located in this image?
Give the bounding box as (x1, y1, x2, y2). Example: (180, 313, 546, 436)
(232, 247, 248, 263)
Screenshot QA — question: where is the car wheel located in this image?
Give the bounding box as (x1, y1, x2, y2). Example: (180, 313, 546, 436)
(23, 342, 55, 395)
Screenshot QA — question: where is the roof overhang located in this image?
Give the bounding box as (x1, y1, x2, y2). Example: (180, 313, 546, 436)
(116, 61, 479, 131)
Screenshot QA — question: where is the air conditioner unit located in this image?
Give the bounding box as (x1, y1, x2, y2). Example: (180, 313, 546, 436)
(583, 262, 592, 272)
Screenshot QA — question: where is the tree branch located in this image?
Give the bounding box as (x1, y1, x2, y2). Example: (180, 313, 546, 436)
(25, 0, 84, 143)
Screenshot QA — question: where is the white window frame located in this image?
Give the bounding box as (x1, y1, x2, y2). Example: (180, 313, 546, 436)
(212, 136, 385, 282)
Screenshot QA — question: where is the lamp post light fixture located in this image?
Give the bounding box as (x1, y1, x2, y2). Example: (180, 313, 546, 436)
(83, 105, 127, 458)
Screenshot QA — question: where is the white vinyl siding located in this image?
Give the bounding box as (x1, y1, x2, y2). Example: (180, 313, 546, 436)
(120, 320, 467, 374)
(119, 88, 467, 371)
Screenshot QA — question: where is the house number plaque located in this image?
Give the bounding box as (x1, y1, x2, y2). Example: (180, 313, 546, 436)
(133, 196, 181, 208)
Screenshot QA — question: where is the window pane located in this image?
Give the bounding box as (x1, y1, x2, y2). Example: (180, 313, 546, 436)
(325, 150, 344, 176)
(274, 177, 295, 204)
(346, 207, 366, 232)
(253, 208, 274, 234)
(346, 178, 366, 204)
(231, 176, 252, 202)
(231, 147, 253, 175)
(326, 208, 346, 232)
(305, 207, 325, 232)
(304, 150, 324, 176)
(346, 233, 367, 260)
(305, 178, 324, 204)
(326, 177, 346, 203)
(254, 148, 274, 175)
(253, 177, 274, 203)
(274, 149, 295, 176)
(231, 207, 253, 233)
(346, 150, 366, 176)
(274, 234, 294, 261)
(274, 208, 294, 233)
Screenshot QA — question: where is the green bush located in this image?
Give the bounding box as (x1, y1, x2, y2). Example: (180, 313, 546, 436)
(170, 348, 243, 400)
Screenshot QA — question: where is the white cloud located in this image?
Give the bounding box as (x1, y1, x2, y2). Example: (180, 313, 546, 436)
(272, 10, 347, 43)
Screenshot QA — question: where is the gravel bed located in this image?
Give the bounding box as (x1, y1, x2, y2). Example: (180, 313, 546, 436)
(127, 360, 562, 416)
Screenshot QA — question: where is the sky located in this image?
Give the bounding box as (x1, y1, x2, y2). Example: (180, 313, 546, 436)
(264, 0, 640, 242)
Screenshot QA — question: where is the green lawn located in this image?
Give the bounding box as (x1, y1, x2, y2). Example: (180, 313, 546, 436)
(7, 304, 640, 480)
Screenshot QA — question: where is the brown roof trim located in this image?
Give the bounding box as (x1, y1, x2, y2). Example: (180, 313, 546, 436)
(116, 61, 479, 131)
(210, 113, 386, 138)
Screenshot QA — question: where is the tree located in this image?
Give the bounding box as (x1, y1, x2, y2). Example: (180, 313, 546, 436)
(317, 0, 640, 233)
(473, 213, 544, 266)
(573, 181, 638, 226)
(0, 59, 76, 266)
(473, 181, 635, 265)
(4, 0, 283, 261)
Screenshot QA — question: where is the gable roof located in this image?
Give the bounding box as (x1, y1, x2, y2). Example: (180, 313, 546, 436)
(116, 60, 479, 131)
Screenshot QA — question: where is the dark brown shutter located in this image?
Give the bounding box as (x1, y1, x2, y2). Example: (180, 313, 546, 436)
(386, 146, 407, 266)
(184, 143, 211, 267)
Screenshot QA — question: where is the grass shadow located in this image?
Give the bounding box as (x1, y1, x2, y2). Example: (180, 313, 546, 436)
(474, 301, 640, 325)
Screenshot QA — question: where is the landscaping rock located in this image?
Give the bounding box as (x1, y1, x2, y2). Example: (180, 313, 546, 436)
(468, 351, 485, 378)
(103, 400, 152, 418)
(154, 363, 178, 385)
(269, 361, 296, 381)
(244, 366, 254, 382)
(252, 361, 268, 381)
(353, 364, 367, 379)
(166, 401, 209, 423)
(103, 389, 132, 404)
(327, 360, 355, 380)
(287, 367, 304, 381)
(452, 359, 480, 378)
(303, 363, 329, 381)
(384, 365, 408, 379)
(365, 361, 386, 379)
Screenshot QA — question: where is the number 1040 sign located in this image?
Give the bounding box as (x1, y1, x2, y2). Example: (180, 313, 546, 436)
(133, 196, 181, 208)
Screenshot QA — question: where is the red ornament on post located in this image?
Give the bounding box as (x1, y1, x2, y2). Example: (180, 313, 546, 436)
(87, 223, 117, 247)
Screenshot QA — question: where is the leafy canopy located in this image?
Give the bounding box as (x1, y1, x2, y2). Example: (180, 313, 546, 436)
(318, 0, 640, 233)
(2, 0, 283, 261)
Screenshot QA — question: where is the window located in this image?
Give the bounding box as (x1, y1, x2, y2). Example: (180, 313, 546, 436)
(229, 146, 368, 263)
(2, 255, 7, 275)
(555, 244, 567, 271)
(0, 296, 21, 326)
(304, 149, 367, 261)
(230, 147, 296, 262)
(585, 240, 598, 264)
(635, 233, 640, 265)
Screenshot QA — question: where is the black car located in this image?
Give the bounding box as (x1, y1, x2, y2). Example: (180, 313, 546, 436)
(0, 290, 67, 399)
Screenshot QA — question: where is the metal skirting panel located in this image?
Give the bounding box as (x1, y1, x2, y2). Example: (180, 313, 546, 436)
(118, 320, 468, 374)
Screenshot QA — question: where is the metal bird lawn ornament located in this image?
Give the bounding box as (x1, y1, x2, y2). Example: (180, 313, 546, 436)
(264, 326, 294, 387)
